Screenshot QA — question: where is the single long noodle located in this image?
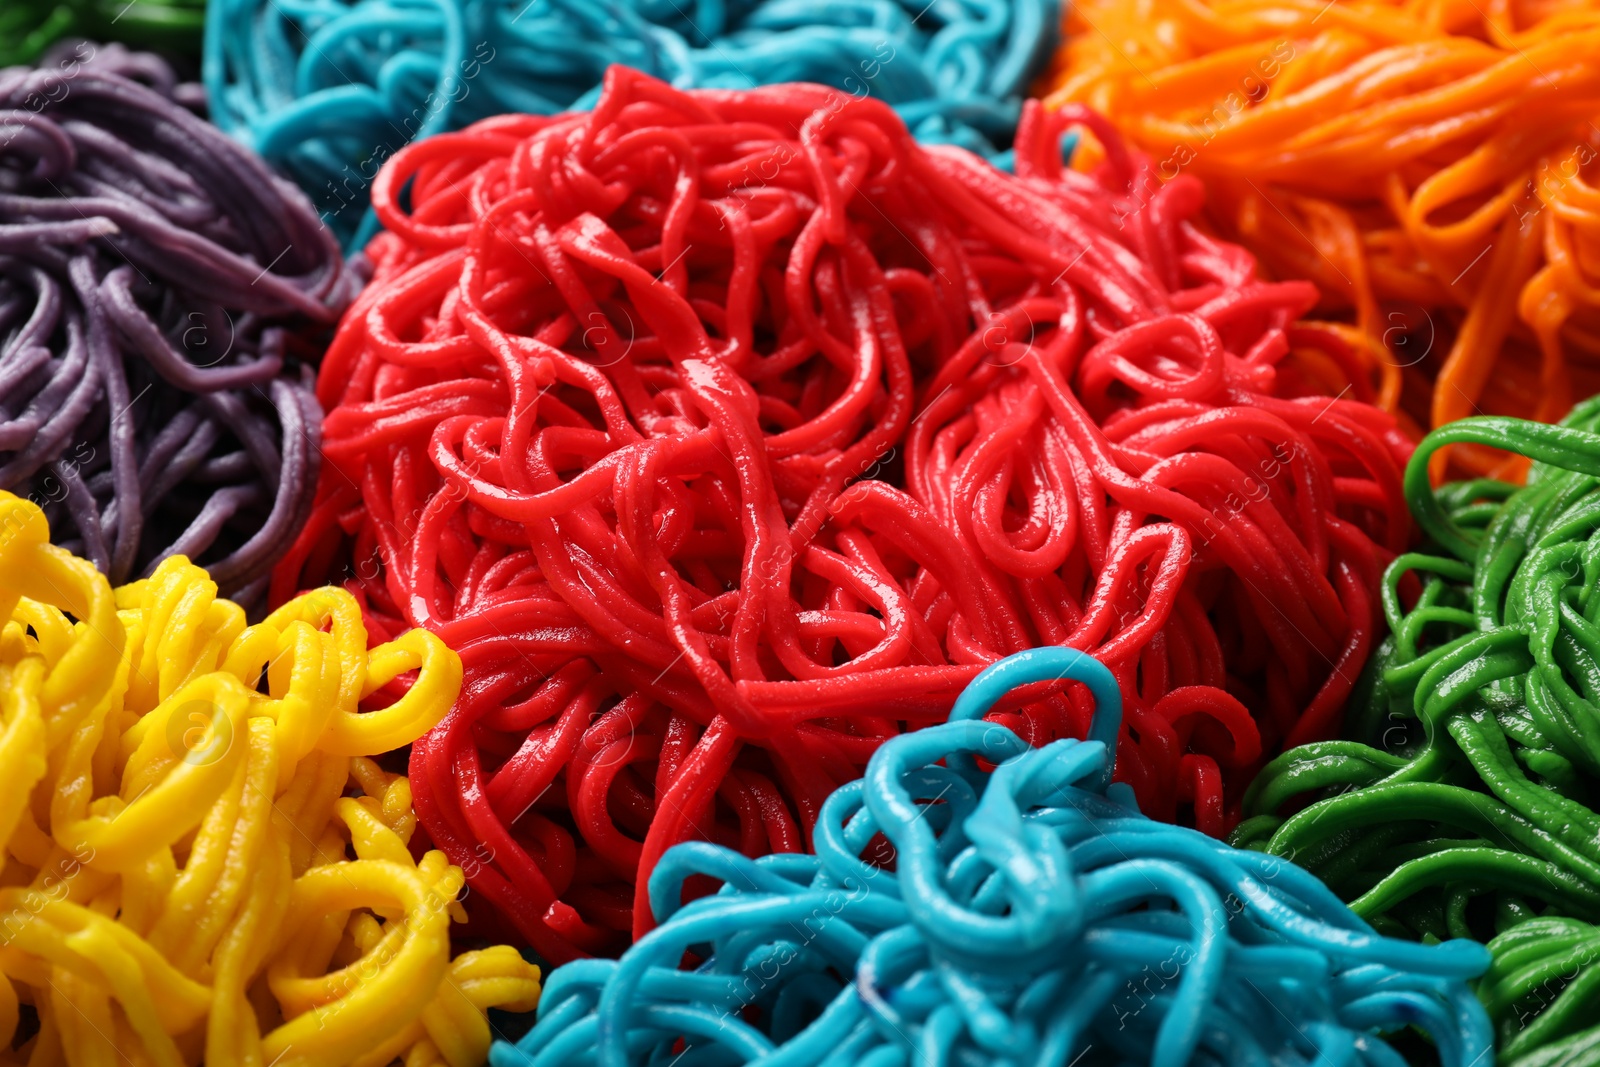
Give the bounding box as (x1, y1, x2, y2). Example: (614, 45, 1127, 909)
(204, 0, 1060, 248)
(0, 488, 543, 1067)
(496, 648, 1493, 1067)
(275, 67, 1411, 963)
(1046, 0, 1600, 475)
(0, 44, 357, 604)
(1238, 397, 1600, 1064)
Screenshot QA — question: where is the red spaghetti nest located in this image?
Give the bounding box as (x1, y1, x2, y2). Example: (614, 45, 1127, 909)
(274, 67, 1412, 962)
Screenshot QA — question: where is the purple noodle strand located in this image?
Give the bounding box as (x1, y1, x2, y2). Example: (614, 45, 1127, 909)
(0, 42, 356, 602)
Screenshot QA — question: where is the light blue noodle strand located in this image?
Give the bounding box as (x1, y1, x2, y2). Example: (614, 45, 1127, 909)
(202, 0, 1061, 249)
(493, 646, 1496, 1067)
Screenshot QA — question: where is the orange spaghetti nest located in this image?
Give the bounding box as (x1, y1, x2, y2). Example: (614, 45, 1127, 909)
(1045, 0, 1600, 475)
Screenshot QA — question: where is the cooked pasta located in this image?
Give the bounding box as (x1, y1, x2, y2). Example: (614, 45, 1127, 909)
(1046, 0, 1600, 474)
(0, 489, 541, 1066)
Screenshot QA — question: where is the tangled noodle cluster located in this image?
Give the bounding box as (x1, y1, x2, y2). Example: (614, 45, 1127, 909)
(498, 648, 1493, 1067)
(0, 488, 541, 1066)
(1, 4, 205, 67)
(1048, 0, 1600, 473)
(284, 66, 1414, 966)
(0, 44, 355, 604)
(275, 67, 1415, 961)
(87, 0, 206, 51)
(204, 0, 1060, 246)
(1239, 398, 1600, 1064)
(0, 3, 73, 68)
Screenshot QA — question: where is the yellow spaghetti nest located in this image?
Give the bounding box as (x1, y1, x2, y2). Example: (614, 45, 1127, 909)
(1045, 0, 1600, 475)
(0, 490, 541, 1066)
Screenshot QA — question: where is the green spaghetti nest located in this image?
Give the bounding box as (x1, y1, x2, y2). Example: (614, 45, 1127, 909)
(1, 0, 202, 66)
(1236, 395, 1600, 1064)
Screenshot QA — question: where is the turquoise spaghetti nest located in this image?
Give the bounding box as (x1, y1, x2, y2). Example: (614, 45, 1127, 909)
(203, 0, 1061, 247)
(495, 648, 1492, 1067)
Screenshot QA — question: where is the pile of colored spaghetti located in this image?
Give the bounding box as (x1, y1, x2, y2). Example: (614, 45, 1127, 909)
(0, 489, 542, 1066)
(204, 0, 1060, 247)
(0, 45, 355, 603)
(0, 5, 202, 65)
(1046, 0, 1600, 472)
(496, 649, 1494, 1067)
(275, 66, 1411, 962)
(0, 2, 73, 67)
(1238, 399, 1600, 1064)
(84, 0, 207, 53)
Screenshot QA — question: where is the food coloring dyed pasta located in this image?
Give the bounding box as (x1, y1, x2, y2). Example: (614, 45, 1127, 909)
(275, 68, 1412, 962)
(495, 648, 1493, 1067)
(204, 0, 1060, 245)
(0, 45, 356, 603)
(0, 488, 542, 1066)
(1240, 397, 1600, 1064)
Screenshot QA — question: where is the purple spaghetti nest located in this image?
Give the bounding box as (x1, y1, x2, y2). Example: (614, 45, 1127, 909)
(0, 42, 357, 603)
